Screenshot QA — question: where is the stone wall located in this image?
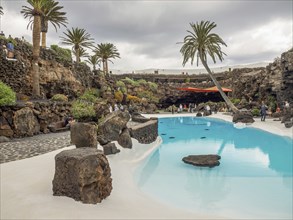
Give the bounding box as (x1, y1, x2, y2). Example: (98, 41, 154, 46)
(129, 119, 158, 144)
(0, 101, 71, 138)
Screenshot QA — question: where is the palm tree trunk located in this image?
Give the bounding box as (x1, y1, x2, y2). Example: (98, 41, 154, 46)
(200, 56, 238, 113)
(41, 32, 46, 48)
(105, 59, 108, 74)
(102, 59, 106, 74)
(75, 49, 79, 63)
(32, 14, 41, 97)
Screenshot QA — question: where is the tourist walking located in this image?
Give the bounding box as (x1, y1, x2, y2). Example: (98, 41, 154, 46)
(260, 101, 268, 121)
(205, 104, 211, 115)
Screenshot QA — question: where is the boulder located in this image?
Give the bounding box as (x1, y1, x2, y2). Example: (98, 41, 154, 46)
(0, 136, 10, 143)
(233, 111, 255, 123)
(70, 122, 97, 148)
(94, 102, 110, 120)
(284, 121, 293, 128)
(281, 108, 292, 123)
(13, 107, 40, 136)
(97, 111, 130, 144)
(118, 128, 132, 148)
(0, 116, 14, 137)
(52, 148, 112, 204)
(203, 110, 211, 116)
(131, 112, 150, 123)
(196, 112, 202, 117)
(182, 154, 221, 168)
(102, 142, 120, 155)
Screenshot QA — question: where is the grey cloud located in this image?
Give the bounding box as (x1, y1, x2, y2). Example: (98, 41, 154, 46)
(1, 0, 292, 69)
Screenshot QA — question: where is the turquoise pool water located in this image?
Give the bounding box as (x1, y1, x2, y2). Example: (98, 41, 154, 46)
(135, 117, 293, 219)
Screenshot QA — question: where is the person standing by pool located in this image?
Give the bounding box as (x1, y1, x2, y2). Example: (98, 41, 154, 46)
(260, 101, 268, 121)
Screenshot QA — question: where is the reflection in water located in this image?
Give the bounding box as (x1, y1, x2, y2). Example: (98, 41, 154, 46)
(184, 166, 229, 211)
(137, 148, 160, 187)
(135, 117, 293, 218)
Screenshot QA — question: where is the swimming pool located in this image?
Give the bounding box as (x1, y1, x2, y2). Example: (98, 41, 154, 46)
(135, 117, 293, 219)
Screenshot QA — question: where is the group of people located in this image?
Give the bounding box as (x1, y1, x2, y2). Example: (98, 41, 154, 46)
(176, 103, 198, 113)
(109, 103, 124, 113)
(260, 100, 290, 122)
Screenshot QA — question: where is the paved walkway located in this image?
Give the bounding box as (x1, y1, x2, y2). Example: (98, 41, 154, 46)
(0, 131, 71, 164)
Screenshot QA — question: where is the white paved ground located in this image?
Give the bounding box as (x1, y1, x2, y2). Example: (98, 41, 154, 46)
(1, 113, 292, 219)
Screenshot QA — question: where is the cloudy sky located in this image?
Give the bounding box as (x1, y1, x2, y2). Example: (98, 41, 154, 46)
(1, 0, 292, 72)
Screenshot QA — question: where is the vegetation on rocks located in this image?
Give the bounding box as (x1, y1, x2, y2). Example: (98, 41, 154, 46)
(0, 81, 16, 106)
(251, 108, 260, 117)
(50, 44, 72, 63)
(79, 88, 100, 103)
(51, 94, 68, 102)
(114, 90, 123, 103)
(70, 89, 100, 120)
(71, 100, 95, 119)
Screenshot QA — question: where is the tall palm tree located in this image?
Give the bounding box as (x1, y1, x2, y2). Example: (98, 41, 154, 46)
(21, 0, 48, 96)
(60, 27, 94, 63)
(72, 46, 88, 62)
(41, 0, 67, 48)
(86, 55, 101, 71)
(180, 21, 238, 113)
(94, 43, 120, 74)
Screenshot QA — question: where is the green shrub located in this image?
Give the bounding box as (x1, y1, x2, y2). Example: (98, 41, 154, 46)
(0, 36, 18, 46)
(148, 82, 158, 92)
(116, 80, 125, 88)
(122, 77, 139, 86)
(231, 98, 241, 105)
(185, 77, 190, 83)
(79, 89, 100, 103)
(137, 90, 159, 103)
(116, 80, 127, 93)
(50, 44, 72, 63)
(71, 100, 95, 119)
(51, 94, 68, 102)
(0, 81, 16, 106)
(137, 79, 147, 85)
(251, 108, 260, 117)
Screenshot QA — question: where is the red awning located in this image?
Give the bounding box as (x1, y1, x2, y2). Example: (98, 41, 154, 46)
(177, 86, 232, 93)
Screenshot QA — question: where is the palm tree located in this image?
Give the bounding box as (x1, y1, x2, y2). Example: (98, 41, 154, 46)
(180, 21, 238, 113)
(86, 55, 101, 71)
(72, 47, 88, 62)
(60, 27, 94, 63)
(94, 43, 120, 74)
(21, 0, 48, 96)
(41, 0, 67, 48)
(0, 6, 3, 15)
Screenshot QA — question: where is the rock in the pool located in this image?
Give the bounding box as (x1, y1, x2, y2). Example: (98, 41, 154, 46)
(182, 154, 221, 168)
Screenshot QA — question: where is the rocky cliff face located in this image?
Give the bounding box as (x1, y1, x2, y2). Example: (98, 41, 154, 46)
(114, 49, 292, 109)
(0, 38, 92, 99)
(279, 49, 293, 103)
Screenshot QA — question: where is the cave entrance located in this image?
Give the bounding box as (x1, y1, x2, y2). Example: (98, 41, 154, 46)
(174, 92, 229, 106)
(161, 92, 231, 109)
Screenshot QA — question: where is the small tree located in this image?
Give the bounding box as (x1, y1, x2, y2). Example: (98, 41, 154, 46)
(60, 27, 94, 63)
(179, 21, 238, 113)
